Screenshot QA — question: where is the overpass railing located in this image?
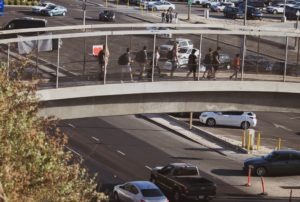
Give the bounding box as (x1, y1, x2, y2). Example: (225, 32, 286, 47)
(0, 23, 299, 88)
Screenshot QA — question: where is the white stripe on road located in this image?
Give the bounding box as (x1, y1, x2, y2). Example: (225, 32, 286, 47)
(117, 150, 126, 156)
(91, 136, 100, 142)
(65, 146, 82, 157)
(145, 166, 152, 170)
(272, 123, 293, 132)
(290, 116, 300, 120)
(67, 123, 76, 128)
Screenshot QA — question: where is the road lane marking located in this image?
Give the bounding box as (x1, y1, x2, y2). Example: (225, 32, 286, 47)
(68, 123, 76, 128)
(91, 136, 100, 142)
(145, 166, 152, 170)
(290, 116, 300, 120)
(273, 123, 292, 132)
(65, 146, 81, 157)
(117, 150, 126, 156)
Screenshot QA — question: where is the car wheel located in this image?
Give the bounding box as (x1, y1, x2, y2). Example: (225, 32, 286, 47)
(49, 12, 53, 17)
(206, 118, 216, 127)
(255, 167, 267, 176)
(273, 10, 277, 14)
(62, 12, 66, 16)
(114, 192, 120, 202)
(173, 191, 181, 202)
(241, 121, 250, 129)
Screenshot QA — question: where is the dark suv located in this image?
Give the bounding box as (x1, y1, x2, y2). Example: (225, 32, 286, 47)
(224, 6, 244, 19)
(246, 5, 263, 20)
(1, 17, 47, 38)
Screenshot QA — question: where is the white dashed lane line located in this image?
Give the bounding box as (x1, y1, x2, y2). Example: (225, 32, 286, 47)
(91, 136, 100, 142)
(117, 150, 126, 156)
(68, 123, 76, 128)
(290, 116, 300, 120)
(65, 146, 82, 157)
(145, 166, 152, 170)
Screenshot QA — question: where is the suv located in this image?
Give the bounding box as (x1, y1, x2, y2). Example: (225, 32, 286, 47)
(159, 38, 193, 58)
(223, 6, 244, 19)
(1, 17, 47, 38)
(199, 111, 257, 129)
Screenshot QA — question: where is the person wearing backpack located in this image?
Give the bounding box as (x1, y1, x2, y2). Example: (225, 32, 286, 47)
(186, 49, 197, 80)
(98, 45, 109, 81)
(170, 42, 179, 78)
(119, 48, 133, 82)
(136, 46, 148, 80)
(202, 48, 213, 79)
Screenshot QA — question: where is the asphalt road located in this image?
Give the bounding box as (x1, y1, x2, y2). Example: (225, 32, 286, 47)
(59, 115, 295, 201)
(178, 112, 300, 151)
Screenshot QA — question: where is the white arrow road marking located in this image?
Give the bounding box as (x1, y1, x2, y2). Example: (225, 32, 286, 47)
(145, 166, 152, 170)
(117, 150, 126, 156)
(273, 123, 293, 132)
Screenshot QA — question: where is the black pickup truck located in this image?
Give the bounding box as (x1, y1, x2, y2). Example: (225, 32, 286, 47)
(150, 163, 216, 201)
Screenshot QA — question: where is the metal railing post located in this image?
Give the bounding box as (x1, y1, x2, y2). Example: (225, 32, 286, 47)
(284, 36, 288, 82)
(152, 34, 156, 82)
(104, 35, 108, 85)
(241, 35, 246, 81)
(56, 38, 60, 89)
(197, 34, 203, 81)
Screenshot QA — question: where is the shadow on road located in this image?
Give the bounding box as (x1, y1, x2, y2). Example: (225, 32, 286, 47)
(211, 168, 245, 176)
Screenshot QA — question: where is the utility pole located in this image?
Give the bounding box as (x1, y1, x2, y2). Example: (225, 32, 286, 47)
(241, 0, 247, 80)
(188, 0, 192, 21)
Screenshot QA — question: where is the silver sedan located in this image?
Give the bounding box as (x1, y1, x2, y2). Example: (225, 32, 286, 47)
(113, 181, 168, 202)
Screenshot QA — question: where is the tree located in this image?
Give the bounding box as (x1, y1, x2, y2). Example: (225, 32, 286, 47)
(0, 62, 108, 201)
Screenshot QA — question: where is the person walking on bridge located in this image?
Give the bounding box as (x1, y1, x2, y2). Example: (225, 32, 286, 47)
(229, 53, 240, 80)
(98, 45, 109, 81)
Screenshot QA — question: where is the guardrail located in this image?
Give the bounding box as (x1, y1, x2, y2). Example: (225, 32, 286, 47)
(0, 23, 300, 88)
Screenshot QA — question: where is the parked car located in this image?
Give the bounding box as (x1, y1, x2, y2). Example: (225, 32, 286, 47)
(1, 17, 47, 38)
(236, 0, 266, 10)
(159, 38, 194, 58)
(244, 54, 273, 73)
(223, 6, 244, 19)
(32, 2, 56, 14)
(285, 5, 300, 19)
(271, 61, 300, 76)
(211, 2, 235, 12)
(192, 0, 205, 5)
(40, 5, 67, 16)
(142, 0, 163, 8)
(99, 10, 115, 21)
(244, 5, 264, 20)
(267, 3, 286, 14)
(163, 48, 200, 69)
(202, 0, 223, 8)
(150, 163, 216, 201)
(243, 150, 300, 176)
(113, 181, 168, 202)
(199, 111, 257, 129)
(146, 27, 172, 38)
(147, 1, 175, 11)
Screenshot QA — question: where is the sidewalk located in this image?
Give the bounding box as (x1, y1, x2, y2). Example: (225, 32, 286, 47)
(141, 113, 300, 199)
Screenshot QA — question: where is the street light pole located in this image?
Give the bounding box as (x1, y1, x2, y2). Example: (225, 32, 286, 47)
(241, 0, 247, 80)
(282, 0, 287, 22)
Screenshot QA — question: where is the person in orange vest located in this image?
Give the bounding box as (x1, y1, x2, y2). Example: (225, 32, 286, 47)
(230, 53, 240, 80)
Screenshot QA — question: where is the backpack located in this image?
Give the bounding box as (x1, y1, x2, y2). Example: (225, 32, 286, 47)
(136, 50, 146, 63)
(118, 53, 128, 65)
(167, 50, 173, 60)
(203, 53, 211, 64)
(98, 50, 105, 64)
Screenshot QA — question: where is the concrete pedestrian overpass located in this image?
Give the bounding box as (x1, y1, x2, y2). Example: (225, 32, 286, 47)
(1, 23, 300, 119)
(37, 81, 300, 119)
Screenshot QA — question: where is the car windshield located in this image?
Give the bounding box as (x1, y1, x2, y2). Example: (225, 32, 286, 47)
(141, 189, 163, 197)
(173, 167, 198, 176)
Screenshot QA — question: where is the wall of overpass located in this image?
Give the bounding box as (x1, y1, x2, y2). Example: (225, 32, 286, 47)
(36, 81, 300, 119)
